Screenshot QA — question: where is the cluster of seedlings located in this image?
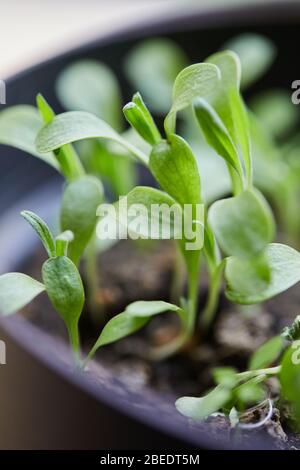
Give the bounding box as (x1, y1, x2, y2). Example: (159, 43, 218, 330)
(0, 33, 300, 436)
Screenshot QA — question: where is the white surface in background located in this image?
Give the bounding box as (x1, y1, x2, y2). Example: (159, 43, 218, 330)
(0, 0, 280, 78)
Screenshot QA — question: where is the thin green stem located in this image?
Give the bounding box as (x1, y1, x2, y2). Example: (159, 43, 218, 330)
(227, 163, 244, 196)
(201, 261, 224, 330)
(237, 366, 281, 382)
(186, 261, 200, 335)
(85, 234, 102, 322)
(68, 322, 82, 368)
(170, 246, 185, 306)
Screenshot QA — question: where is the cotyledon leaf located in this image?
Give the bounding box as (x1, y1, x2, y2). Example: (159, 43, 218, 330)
(56, 59, 122, 130)
(0, 273, 45, 316)
(35, 111, 148, 165)
(149, 133, 201, 207)
(226, 243, 300, 304)
(209, 188, 275, 258)
(42, 256, 84, 352)
(60, 175, 104, 265)
(87, 300, 185, 359)
(164, 63, 221, 135)
(0, 105, 59, 169)
(124, 38, 187, 114)
(224, 33, 276, 90)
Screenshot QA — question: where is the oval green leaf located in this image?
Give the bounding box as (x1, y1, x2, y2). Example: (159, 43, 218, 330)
(0, 273, 45, 316)
(176, 385, 232, 420)
(249, 335, 284, 370)
(209, 189, 275, 258)
(0, 105, 59, 169)
(56, 60, 122, 130)
(42, 256, 84, 351)
(150, 134, 201, 206)
(35, 111, 148, 165)
(124, 38, 187, 114)
(60, 175, 104, 265)
(226, 243, 300, 304)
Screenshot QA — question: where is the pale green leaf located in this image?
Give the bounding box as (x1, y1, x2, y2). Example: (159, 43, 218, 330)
(165, 63, 221, 134)
(77, 139, 137, 196)
(60, 175, 103, 265)
(0, 105, 59, 169)
(224, 252, 271, 302)
(89, 313, 148, 351)
(226, 243, 300, 304)
(35, 111, 148, 165)
(249, 335, 283, 370)
(176, 386, 232, 420)
(280, 344, 300, 420)
(42, 256, 84, 352)
(224, 33, 276, 89)
(150, 134, 201, 206)
(125, 300, 182, 317)
(193, 97, 242, 177)
(0, 273, 45, 316)
(206, 51, 252, 184)
(56, 60, 122, 130)
(110, 186, 183, 240)
(124, 38, 187, 114)
(250, 89, 298, 139)
(209, 189, 275, 258)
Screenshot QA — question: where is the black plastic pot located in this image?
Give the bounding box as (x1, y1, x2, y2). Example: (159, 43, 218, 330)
(0, 2, 300, 450)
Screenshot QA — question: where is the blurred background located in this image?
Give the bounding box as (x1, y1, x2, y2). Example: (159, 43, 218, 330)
(0, 0, 283, 78)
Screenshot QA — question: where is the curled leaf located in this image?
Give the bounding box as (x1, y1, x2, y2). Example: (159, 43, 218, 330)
(21, 210, 56, 258)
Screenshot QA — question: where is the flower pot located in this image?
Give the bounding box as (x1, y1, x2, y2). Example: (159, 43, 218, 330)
(0, 2, 299, 450)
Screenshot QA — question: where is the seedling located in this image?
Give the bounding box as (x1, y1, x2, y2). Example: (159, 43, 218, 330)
(176, 315, 300, 429)
(0, 210, 185, 366)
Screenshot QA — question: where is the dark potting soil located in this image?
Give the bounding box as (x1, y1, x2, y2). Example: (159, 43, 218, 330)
(22, 240, 300, 450)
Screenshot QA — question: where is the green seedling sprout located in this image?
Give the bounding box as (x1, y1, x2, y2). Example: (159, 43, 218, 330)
(0, 211, 187, 367)
(176, 315, 300, 430)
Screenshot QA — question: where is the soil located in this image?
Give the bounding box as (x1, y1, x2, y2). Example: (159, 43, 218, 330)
(22, 239, 300, 450)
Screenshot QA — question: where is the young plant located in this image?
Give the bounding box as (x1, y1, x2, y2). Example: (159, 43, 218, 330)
(176, 315, 300, 430)
(0, 211, 186, 366)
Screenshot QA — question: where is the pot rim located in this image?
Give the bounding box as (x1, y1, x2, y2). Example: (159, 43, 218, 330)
(1, 2, 299, 450)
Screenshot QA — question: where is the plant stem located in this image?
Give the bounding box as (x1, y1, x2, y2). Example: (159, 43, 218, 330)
(201, 262, 224, 330)
(186, 261, 200, 335)
(227, 163, 244, 196)
(170, 246, 185, 305)
(68, 322, 82, 368)
(237, 366, 281, 382)
(85, 234, 102, 322)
